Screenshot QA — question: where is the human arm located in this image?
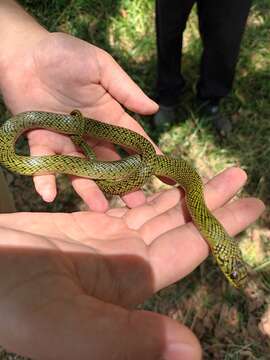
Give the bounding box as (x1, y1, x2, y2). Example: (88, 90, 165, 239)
(0, 0, 158, 211)
(0, 168, 264, 359)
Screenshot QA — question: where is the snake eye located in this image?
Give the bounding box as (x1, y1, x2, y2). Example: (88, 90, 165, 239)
(230, 271, 238, 280)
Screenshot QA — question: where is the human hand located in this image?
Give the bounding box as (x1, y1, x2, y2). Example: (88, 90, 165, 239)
(0, 3, 158, 211)
(0, 168, 264, 359)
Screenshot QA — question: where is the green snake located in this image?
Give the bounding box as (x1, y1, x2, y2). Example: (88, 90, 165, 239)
(0, 109, 248, 288)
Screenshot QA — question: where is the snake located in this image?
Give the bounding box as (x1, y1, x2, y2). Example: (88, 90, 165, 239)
(0, 109, 248, 288)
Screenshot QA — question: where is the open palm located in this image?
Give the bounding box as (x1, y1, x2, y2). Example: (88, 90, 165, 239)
(1, 32, 158, 211)
(0, 168, 264, 360)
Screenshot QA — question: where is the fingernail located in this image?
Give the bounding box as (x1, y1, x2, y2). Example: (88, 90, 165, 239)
(164, 343, 196, 360)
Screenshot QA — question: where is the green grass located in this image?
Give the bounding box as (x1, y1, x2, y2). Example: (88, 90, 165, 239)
(1, 0, 270, 358)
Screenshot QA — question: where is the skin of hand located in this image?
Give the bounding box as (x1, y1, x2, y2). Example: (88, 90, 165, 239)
(0, 168, 265, 360)
(0, 1, 158, 211)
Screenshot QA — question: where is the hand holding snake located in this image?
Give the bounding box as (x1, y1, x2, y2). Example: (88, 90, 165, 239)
(0, 108, 261, 288)
(0, 31, 158, 210)
(0, 22, 263, 288)
(0, 174, 263, 360)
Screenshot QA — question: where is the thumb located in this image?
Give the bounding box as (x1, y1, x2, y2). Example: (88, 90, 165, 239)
(98, 49, 158, 115)
(124, 309, 202, 360)
(2, 294, 201, 360)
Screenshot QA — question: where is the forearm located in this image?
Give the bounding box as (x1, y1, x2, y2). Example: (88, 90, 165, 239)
(0, 0, 48, 74)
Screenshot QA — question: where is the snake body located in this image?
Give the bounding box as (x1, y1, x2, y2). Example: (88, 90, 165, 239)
(0, 110, 248, 287)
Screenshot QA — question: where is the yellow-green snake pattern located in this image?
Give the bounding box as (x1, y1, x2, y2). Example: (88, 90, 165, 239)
(0, 110, 248, 288)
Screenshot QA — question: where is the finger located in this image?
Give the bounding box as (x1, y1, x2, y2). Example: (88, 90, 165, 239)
(214, 198, 265, 237)
(98, 49, 158, 115)
(121, 191, 147, 208)
(106, 189, 179, 218)
(33, 168, 57, 202)
(149, 197, 265, 290)
(204, 166, 247, 209)
(71, 176, 109, 212)
(123, 189, 181, 229)
(140, 167, 248, 243)
(28, 129, 77, 202)
(28, 130, 110, 211)
(31, 146, 57, 203)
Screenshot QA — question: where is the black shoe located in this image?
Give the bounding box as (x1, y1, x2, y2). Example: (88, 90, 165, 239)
(199, 102, 232, 137)
(153, 104, 177, 129)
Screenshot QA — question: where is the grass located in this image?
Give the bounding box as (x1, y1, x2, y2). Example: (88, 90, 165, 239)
(1, 0, 270, 358)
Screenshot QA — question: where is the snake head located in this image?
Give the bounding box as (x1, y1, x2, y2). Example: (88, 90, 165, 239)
(214, 248, 248, 288)
(227, 260, 248, 288)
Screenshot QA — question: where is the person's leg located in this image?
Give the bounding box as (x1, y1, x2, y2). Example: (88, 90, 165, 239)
(196, 0, 251, 136)
(155, 0, 195, 107)
(197, 0, 252, 102)
(0, 169, 15, 213)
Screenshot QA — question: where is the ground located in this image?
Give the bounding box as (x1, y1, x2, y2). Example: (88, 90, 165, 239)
(0, 0, 270, 359)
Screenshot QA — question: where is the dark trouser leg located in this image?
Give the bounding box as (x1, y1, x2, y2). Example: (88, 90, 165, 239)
(197, 0, 252, 102)
(155, 0, 195, 106)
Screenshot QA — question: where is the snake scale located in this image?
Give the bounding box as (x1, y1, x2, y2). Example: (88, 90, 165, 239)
(0, 109, 248, 288)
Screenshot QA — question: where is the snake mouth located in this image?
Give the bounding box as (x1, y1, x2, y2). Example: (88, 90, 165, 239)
(238, 273, 248, 285)
(229, 270, 248, 288)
